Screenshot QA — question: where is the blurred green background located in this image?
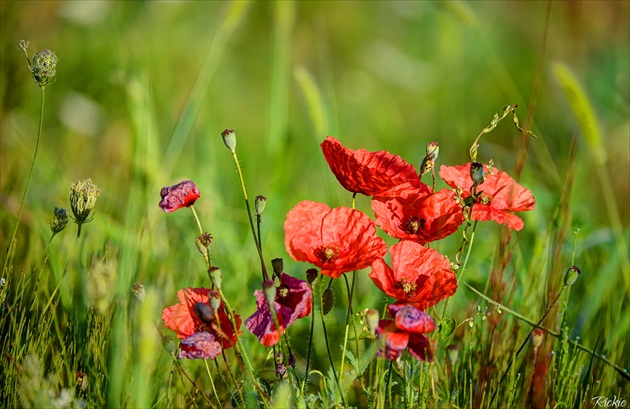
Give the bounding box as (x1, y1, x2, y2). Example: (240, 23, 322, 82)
(1, 0, 629, 402)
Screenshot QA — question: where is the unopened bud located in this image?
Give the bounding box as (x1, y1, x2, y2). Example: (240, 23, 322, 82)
(30, 48, 58, 88)
(306, 268, 319, 286)
(255, 195, 267, 216)
(425, 142, 439, 161)
(564, 265, 581, 287)
(221, 129, 236, 153)
(322, 287, 334, 316)
(469, 162, 485, 187)
(531, 328, 544, 349)
(194, 302, 214, 323)
(208, 266, 222, 289)
(69, 178, 101, 237)
(208, 290, 221, 312)
(131, 282, 146, 302)
(50, 207, 68, 237)
(271, 258, 284, 276)
(263, 280, 276, 303)
(365, 308, 380, 337)
(446, 344, 459, 365)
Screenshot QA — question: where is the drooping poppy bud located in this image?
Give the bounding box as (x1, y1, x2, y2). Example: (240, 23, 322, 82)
(469, 162, 485, 187)
(272, 258, 284, 276)
(365, 308, 380, 338)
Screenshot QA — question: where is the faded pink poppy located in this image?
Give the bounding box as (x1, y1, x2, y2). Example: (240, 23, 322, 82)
(377, 304, 436, 361)
(159, 180, 200, 213)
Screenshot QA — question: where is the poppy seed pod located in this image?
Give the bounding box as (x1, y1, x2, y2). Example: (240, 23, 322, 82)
(271, 258, 284, 276)
(208, 266, 222, 289)
(365, 308, 380, 337)
(208, 290, 222, 312)
(255, 195, 267, 216)
(564, 265, 581, 286)
(425, 142, 439, 162)
(306, 268, 319, 286)
(221, 129, 236, 153)
(446, 344, 459, 365)
(531, 328, 544, 349)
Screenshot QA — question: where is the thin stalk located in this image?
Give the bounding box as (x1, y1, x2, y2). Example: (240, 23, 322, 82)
(301, 293, 316, 394)
(230, 150, 269, 280)
(3, 87, 46, 275)
(204, 359, 222, 407)
(318, 276, 345, 406)
(189, 206, 204, 236)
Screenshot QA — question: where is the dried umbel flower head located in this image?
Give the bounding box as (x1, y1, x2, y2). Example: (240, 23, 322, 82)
(69, 178, 101, 237)
(131, 282, 146, 302)
(19, 41, 58, 88)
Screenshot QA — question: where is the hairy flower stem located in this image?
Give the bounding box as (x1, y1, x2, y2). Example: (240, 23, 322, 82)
(203, 359, 221, 406)
(230, 151, 269, 281)
(219, 353, 245, 407)
(3, 87, 45, 275)
(301, 300, 316, 394)
(319, 277, 345, 406)
(189, 206, 204, 236)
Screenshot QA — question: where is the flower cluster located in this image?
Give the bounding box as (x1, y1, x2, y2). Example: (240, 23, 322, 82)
(284, 136, 535, 361)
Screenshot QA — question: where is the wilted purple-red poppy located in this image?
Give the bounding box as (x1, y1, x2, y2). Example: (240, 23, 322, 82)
(159, 180, 200, 213)
(245, 273, 312, 347)
(377, 304, 436, 361)
(321, 136, 430, 196)
(372, 184, 464, 244)
(369, 240, 457, 309)
(284, 201, 387, 278)
(162, 287, 241, 349)
(178, 331, 223, 360)
(439, 164, 536, 231)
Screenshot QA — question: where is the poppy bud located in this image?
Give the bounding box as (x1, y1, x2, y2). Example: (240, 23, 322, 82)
(271, 258, 284, 276)
(469, 162, 485, 187)
(221, 129, 236, 153)
(131, 282, 146, 302)
(208, 290, 221, 312)
(50, 207, 68, 237)
(564, 265, 581, 286)
(322, 287, 334, 316)
(255, 195, 267, 216)
(263, 280, 276, 303)
(365, 308, 380, 338)
(446, 344, 459, 366)
(531, 328, 544, 349)
(306, 268, 319, 286)
(425, 142, 439, 162)
(208, 266, 222, 289)
(194, 302, 214, 323)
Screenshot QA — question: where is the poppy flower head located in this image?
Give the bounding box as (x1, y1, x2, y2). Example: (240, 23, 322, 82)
(372, 186, 464, 245)
(284, 201, 387, 278)
(178, 332, 222, 360)
(439, 164, 536, 231)
(245, 273, 312, 346)
(162, 287, 241, 349)
(376, 304, 436, 361)
(369, 241, 457, 309)
(159, 180, 200, 213)
(321, 136, 429, 196)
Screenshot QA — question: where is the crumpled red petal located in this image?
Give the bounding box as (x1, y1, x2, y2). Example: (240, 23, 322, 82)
(159, 180, 200, 213)
(321, 136, 426, 196)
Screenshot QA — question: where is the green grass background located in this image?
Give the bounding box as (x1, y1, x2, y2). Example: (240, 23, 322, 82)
(1, 1, 628, 407)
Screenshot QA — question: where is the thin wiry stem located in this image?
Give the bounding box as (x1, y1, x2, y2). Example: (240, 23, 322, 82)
(3, 87, 46, 275)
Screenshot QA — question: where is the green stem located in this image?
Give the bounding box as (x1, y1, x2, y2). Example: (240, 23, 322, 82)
(204, 359, 222, 407)
(189, 206, 204, 236)
(230, 150, 269, 280)
(3, 87, 46, 275)
(319, 276, 345, 406)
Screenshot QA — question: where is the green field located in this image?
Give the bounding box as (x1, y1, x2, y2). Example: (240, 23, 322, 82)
(1, 1, 628, 408)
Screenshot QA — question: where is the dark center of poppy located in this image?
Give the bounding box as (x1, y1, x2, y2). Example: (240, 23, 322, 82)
(315, 245, 340, 263)
(404, 216, 426, 234)
(398, 280, 417, 296)
(277, 286, 290, 298)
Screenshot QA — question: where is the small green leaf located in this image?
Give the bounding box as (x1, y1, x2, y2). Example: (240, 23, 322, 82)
(440, 318, 456, 341)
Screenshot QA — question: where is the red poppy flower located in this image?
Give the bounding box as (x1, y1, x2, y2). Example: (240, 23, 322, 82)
(178, 332, 222, 360)
(159, 180, 200, 213)
(439, 164, 536, 231)
(284, 201, 387, 278)
(245, 273, 312, 346)
(372, 185, 464, 244)
(320, 136, 431, 196)
(377, 304, 436, 361)
(162, 287, 241, 349)
(369, 240, 457, 309)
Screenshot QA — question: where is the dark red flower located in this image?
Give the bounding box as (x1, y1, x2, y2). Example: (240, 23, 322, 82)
(284, 201, 387, 278)
(245, 273, 312, 347)
(372, 184, 464, 244)
(159, 180, 200, 213)
(162, 287, 241, 349)
(321, 136, 431, 196)
(178, 332, 222, 360)
(369, 240, 457, 309)
(377, 304, 436, 361)
(439, 164, 536, 231)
